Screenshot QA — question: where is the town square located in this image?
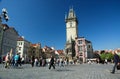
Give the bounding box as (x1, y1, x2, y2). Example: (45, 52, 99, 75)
(0, 0, 120, 79)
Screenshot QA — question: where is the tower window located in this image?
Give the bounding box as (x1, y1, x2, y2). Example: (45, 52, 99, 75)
(70, 22, 72, 27)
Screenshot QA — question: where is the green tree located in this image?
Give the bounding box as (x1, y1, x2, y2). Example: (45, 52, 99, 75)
(100, 52, 113, 61)
(106, 53, 113, 60)
(100, 53, 106, 60)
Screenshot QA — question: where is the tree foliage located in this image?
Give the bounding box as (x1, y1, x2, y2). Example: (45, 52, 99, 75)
(100, 52, 113, 60)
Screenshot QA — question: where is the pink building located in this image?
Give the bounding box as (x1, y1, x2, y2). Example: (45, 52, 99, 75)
(75, 37, 93, 63)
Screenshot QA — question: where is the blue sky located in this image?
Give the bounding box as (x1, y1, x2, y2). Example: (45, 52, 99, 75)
(0, 0, 120, 50)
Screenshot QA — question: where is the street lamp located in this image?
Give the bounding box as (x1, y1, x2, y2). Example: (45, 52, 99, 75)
(2, 8, 9, 22)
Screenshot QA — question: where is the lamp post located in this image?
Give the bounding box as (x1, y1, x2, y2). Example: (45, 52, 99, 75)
(0, 8, 9, 61)
(2, 8, 9, 22)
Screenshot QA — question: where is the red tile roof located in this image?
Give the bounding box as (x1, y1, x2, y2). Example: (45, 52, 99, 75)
(57, 50, 64, 55)
(17, 37, 24, 41)
(31, 44, 40, 48)
(31, 44, 37, 46)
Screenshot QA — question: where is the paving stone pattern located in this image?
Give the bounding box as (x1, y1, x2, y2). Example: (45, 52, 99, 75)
(0, 64, 120, 79)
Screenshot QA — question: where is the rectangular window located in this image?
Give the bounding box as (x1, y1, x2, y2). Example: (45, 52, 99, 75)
(78, 46, 83, 51)
(79, 52, 83, 56)
(88, 45, 91, 48)
(19, 47, 21, 51)
(78, 40, 82, 44)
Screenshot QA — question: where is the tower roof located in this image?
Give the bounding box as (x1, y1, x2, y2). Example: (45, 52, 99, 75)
(68, 8, 76, 18)
(65, 8, 78, 23)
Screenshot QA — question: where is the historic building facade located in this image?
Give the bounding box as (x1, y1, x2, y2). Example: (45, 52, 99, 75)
(0, 21, 4, 58)
(31, 43, 41, 58)
(65, 8, 93, 63)
(75, 37, 93, 63)
(16, 36, 31, 61)
(1, 24, 19, 57)
(65, 8, 78, 61)
(42, 46, 55, 59)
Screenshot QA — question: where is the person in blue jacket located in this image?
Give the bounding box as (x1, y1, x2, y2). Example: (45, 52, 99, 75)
(14, 53, 19, 67)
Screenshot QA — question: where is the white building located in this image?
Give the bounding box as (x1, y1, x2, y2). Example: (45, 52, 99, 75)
(16, 36, 31, 60)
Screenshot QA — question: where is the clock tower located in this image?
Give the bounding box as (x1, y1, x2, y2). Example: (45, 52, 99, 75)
(65, 8, 78, 60)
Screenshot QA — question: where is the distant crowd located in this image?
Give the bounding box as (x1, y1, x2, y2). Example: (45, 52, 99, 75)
(1, 50, 120, 74)
(1, 52, 70, 69)
(3, 53, 24, 68)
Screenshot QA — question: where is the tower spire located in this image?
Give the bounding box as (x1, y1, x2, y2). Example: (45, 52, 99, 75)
(65, 7, 78, 24)
(68, 6, 75, 18)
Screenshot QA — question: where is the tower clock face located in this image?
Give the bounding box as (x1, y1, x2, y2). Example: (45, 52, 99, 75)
(66, 21, 74, 28)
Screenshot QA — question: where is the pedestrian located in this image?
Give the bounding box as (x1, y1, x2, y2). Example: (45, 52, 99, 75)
(21, 56, 25, 64)
(105, 59, 108, 64)
(88, 60, 92, 65)
(111, 51, 120, 74)
(5, 53, 10, 68)
(39, 57, 42, 67)
(60, 58, 64, 67)
(35, 57, 38, 67)
(11, 55, 15, 66)
(17, 54, 22, 67)
(14, 53, 19, 67)
(49, 56, 55, 69)
(57, 59, 60, 66)
(42, 59, 46, 67)
(31, 55, 35, 67)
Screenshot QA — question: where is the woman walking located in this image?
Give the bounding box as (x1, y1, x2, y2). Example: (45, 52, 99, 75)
(5, 53, 10, 68)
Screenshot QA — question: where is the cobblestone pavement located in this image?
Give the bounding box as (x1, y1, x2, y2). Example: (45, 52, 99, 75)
(0, 63, 120, 79)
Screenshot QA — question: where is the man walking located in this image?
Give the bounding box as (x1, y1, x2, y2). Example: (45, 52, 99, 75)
(111, 51, 120, 74)
(49, 56, 55, 69)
